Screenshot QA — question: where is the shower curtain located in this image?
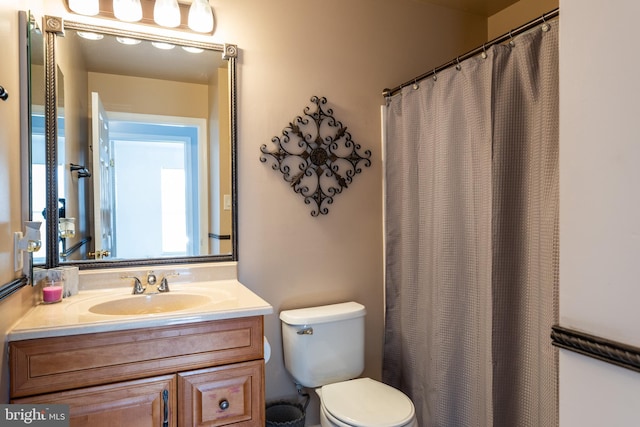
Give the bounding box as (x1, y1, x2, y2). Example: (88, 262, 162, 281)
(383, 20, 558, 427)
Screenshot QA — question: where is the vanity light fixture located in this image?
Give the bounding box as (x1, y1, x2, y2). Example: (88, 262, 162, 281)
(68, 0, 99, 16)
(113, 0, 143, 22)
(63, 0, 216, 35)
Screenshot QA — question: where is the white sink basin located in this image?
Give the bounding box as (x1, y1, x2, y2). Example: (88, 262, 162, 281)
(89, 293, 211, 315)
(8, 279, 274, 341)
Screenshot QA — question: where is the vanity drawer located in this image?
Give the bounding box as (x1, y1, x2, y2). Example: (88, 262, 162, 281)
(178, 360, 264, 426)
(10, 316, 264, 398)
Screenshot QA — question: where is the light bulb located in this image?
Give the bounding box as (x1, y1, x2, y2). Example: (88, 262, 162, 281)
(182, 46, 204, 54)
(117, 37, 142, 45)
(77, 32, 104, 41)
(188, 0, 214, 33)
(154, 0, 181, 28)
(113, 0, 143, 22)
(68, 0, 99, 16)
(152, 42, 175, 50)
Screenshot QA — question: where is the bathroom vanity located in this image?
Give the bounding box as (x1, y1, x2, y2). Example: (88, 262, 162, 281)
(8, 279, 272, 427)
(12, 7, 261, 424)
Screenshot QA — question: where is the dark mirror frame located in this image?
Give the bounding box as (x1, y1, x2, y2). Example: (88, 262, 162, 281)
(41, 16, 238, 270)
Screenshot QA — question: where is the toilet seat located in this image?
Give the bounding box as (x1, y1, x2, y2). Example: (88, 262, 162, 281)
(320, 378, 416, 427)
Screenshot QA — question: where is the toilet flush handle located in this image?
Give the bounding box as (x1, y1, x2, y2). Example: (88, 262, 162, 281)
(297, 327, 314, 335)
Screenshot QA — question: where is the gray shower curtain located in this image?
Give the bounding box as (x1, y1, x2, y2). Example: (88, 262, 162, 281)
(383, 20, 558, 427)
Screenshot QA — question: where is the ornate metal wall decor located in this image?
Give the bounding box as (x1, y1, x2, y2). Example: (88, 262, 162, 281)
(260, 96, 371, 216)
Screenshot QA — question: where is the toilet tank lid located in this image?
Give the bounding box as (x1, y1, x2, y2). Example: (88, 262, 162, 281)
(280, 302, 366, 325)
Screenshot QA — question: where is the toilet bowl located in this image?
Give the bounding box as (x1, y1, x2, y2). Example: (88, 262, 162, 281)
(280, 302, 418, 427)
(318, 378, 417, 427)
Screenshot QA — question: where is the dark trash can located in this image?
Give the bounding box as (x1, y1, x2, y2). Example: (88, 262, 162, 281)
(265, 400, 305, 427)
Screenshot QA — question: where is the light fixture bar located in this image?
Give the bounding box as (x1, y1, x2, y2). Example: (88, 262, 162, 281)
(63, 0, 211, 35)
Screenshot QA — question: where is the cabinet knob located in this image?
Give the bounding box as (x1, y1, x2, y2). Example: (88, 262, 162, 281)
(219, 399, 230, 410)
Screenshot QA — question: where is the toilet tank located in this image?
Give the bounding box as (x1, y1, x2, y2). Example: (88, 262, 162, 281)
(280, 302, 366, 388)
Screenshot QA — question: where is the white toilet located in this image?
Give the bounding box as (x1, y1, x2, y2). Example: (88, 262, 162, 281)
(280, 302, 418, 427)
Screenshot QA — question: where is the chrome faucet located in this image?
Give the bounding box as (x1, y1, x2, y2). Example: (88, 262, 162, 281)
(122, 271, 179, 295)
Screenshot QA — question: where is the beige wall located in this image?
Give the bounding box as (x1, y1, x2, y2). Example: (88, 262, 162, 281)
(57, 27, 91, 254)
(210, 68, 232, 254)
(88, 73, 209, 118)
(1, 0, 488, 414)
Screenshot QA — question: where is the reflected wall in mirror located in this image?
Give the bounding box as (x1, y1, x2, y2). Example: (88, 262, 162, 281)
(37, 18, 237, 269)
(15, 10, 44, 291)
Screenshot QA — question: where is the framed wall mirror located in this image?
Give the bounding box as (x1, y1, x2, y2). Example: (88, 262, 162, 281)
(36, 17, 237, 269)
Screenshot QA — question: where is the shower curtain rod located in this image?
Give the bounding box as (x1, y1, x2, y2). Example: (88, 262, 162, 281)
(382, 7, 559, 98)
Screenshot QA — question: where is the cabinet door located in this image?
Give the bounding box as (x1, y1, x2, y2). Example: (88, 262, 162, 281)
(178, 360, 264, 427)
(13, 375, 177, 427)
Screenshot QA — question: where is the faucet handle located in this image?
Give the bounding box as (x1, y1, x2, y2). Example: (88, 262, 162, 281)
(158, 272, 179, 293)
(122, 275, 145, 294)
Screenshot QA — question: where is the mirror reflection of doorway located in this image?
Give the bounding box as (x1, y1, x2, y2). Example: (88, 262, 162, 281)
(110, 122, 200, 258)
(92, 103, 207, 260)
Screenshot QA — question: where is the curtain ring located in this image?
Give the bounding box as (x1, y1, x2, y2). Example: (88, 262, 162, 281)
(508, 30, 515, 47)
(432, 69, 437, 81)
(541, 14, 550, 32)
(481, 43, 488, 59)
(455, 57, 461, 71)
(412, 79, 419, 90)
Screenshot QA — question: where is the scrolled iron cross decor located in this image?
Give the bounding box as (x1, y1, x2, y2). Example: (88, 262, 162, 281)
(260, 96, 371, 216)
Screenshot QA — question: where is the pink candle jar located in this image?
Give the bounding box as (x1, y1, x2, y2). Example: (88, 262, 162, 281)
(43, 282, 63, 303)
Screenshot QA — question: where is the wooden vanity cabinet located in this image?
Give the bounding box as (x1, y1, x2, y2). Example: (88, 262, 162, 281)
(10, 316, 265, 427)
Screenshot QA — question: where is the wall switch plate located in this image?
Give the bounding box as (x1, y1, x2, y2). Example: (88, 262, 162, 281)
(224, 194, 231, 211)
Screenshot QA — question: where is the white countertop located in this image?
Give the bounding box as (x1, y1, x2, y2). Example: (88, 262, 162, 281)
(9, 280, 273, 341)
